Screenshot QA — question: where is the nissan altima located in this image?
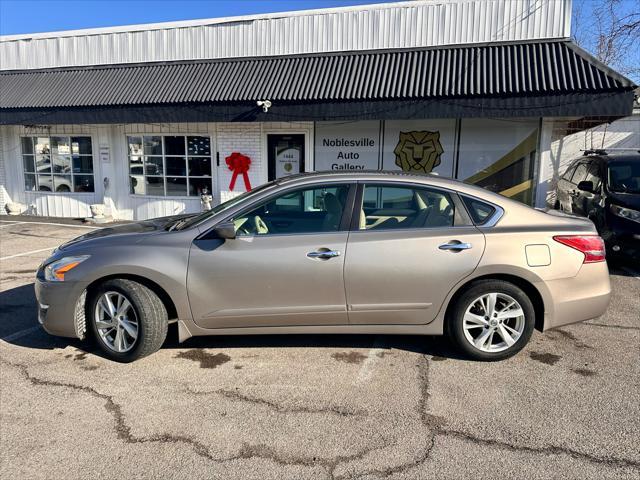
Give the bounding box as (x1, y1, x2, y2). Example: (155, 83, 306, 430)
(35, 172, 611, 362)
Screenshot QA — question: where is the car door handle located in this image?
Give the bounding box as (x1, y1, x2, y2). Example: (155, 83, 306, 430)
(307, 250, 341, 259)
(439, 241, 472, 251)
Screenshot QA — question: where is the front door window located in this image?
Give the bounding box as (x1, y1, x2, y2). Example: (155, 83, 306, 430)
(233, 184, 350, 236)
(268, 134, 305, 181)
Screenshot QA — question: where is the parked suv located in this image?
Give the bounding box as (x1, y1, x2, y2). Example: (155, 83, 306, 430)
(554, 150, 640, 260)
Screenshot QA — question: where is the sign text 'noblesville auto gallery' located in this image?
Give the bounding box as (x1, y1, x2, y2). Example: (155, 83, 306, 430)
(0, 0, 636, 220)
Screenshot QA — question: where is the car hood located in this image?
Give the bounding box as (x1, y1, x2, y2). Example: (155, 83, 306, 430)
(59, 213, 196, 251)
(608, 191, 640, 210)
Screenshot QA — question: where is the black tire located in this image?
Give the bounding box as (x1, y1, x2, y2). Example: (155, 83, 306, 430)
(447, 280, 535, 361)
(87, 279, 168, 362)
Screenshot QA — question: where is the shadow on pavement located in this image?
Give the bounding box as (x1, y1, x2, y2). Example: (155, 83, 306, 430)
(0, 283, 464, 361)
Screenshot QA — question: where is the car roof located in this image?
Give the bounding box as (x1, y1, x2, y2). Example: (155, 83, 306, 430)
(275, 170, 478, 192)
(273, 170, 525, 208)
(277, 170, 468, 185)
(577, 152, 640, 164)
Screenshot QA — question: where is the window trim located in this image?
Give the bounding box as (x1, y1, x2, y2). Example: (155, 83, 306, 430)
(206, 182, 357, 238)
(126, 133, 214, 199)
(351, 181, 470, 232)
(20, 134, 96, 194)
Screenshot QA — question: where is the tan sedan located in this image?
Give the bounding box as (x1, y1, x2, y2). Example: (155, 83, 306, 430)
(36, 172, 610, 362)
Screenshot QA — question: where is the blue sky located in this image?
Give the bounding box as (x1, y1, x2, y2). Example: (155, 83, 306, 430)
(0, 0, 390, 35)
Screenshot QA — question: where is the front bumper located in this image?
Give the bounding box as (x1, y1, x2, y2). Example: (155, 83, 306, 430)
(538, 261, 612, 331)
(35, 278, 88, 339)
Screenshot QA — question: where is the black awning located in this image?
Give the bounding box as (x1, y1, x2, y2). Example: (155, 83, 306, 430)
(1, 41, 635, 124)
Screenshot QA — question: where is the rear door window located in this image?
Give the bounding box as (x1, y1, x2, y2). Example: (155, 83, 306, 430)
(359, 184, 455, 230)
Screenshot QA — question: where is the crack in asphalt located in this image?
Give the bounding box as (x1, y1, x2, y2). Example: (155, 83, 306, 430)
(2, 359, 394, 480)
(226, 441, 397, 480)
(339, 354, 443, 479)
(583, 322, 640, 331)
(440, 429, 640, 469)
(186, 387, 367, 418)
(4, 353, 639, 478)
(5, 359, 218, 460)
(341, 353, 640, 479)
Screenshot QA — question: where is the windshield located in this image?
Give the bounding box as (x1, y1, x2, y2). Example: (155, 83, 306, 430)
(608, 162, 640, 194)
(175, 181, 278, 230)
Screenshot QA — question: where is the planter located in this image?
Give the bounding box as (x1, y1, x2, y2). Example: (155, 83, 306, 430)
(89, 204, 106, 218)
(5, 202, 24, 215)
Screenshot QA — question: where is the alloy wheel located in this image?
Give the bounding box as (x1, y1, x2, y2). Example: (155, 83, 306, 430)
(94, 291, 139, 353)
(462, 293, 525, 353)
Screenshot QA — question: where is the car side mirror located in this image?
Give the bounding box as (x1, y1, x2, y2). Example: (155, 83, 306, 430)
(212, 221, 236, 240)
(577, 180, 594, 193)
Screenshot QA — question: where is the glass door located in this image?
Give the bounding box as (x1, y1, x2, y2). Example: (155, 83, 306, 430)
(267, 134, 305, 181)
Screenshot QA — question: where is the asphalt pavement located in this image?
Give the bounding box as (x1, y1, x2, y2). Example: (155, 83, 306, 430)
(1, 219, 638, 479)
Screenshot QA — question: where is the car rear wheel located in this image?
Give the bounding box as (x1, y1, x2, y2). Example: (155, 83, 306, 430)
(88, 279, 168, 362)
(447, 280, 535, 361)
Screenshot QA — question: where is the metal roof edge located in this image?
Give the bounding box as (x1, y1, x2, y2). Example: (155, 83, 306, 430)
(0, 38, 572, 75)
(565, 41, 636, 89)
(0, 1, 439, 42)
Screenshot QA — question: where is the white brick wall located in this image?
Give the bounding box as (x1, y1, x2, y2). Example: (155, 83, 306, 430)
(0, 121, 314, 219)
(216, 123, 264, 203)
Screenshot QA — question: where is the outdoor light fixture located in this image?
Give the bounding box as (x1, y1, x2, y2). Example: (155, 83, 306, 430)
(257, 99, 272, 112)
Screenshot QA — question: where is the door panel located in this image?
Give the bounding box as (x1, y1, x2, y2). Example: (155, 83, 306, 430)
(344, 227, 485, 324)
(187, 182, 354, 329)
(345, 183, 484, 325)
(188, 233, 348, 328)
(557, 162, 578, 211)
(574, 162, 602, 218)
(569, 162, 589, 215)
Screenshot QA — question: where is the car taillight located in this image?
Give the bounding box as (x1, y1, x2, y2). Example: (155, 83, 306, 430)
(553, 235, 606, 263)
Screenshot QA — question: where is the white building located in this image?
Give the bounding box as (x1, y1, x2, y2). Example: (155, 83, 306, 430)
(0, 0, 636, 220)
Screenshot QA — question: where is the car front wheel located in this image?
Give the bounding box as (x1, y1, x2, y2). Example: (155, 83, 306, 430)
(448, 280, 535, 361)
(88, 279, 168, 362)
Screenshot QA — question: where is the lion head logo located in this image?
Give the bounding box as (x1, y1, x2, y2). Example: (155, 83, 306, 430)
(394, 131, 444, 173)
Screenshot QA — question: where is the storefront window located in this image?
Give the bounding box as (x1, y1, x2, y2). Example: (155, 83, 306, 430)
(457, 119, 539, 205)
(314, 119, 540, 206)
(128, 135, 212, 196)
(20, 136, 94, 192)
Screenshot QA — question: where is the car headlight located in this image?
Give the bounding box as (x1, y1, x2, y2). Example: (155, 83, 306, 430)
(44, 255, 90, 282)
(610, 204, 640, 223)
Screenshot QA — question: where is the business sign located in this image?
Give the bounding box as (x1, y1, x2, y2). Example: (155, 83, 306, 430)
(312, 119, 538, 203)
(274, 145, 301, 178)
(314, 121, 381, 171)
(99, 145, 110, 163)
(382, 120, 456, 177)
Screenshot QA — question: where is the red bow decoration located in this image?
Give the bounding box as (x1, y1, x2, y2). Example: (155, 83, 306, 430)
(225, 152, 252, 191)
